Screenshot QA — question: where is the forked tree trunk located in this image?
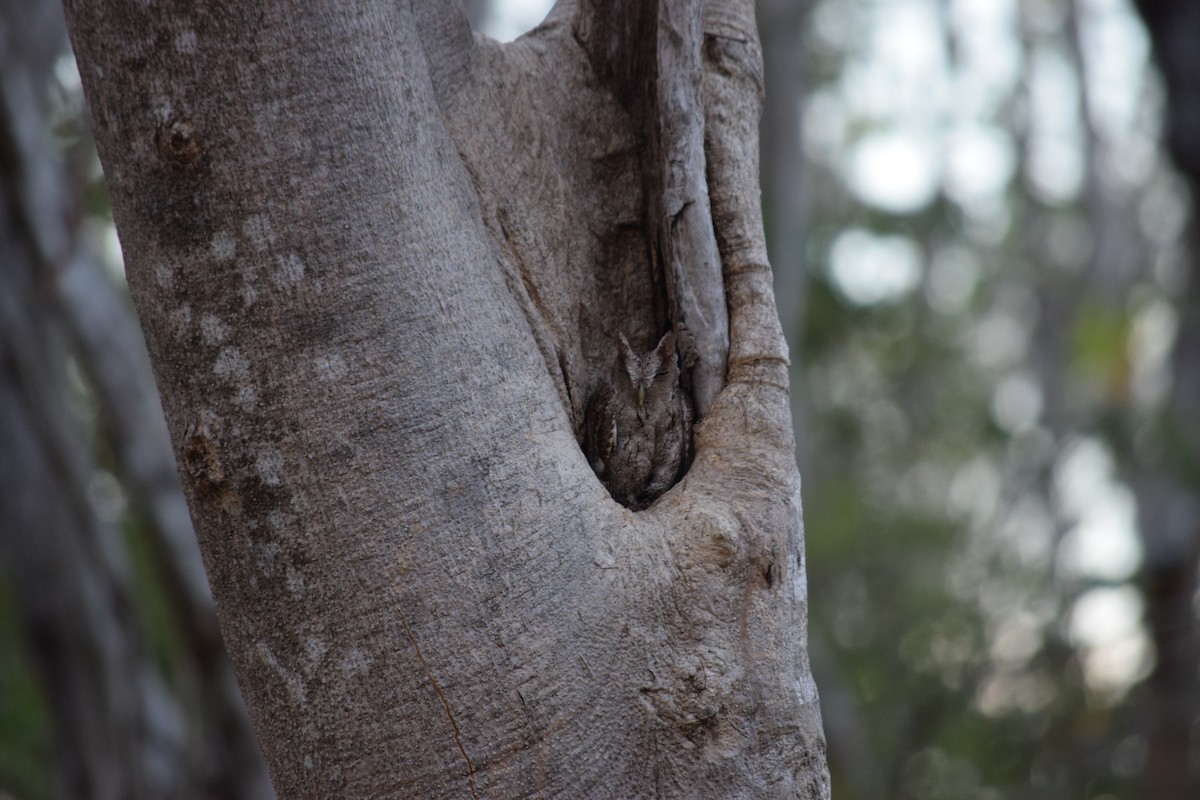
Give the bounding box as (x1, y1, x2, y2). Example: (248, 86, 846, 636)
(62, 0, 829, 796)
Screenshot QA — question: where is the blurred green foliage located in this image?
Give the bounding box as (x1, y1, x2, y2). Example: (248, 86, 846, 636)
(0, 579, 53, 800)
(786, 0, 1190, 796)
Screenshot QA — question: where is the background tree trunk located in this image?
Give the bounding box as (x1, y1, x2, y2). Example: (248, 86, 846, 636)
(0, 0, 272, 796)
(1129, 2, 1200, 796)
(757, 0, 810, 471)
(61, 0, 828, 797)
(460, 0, 491, 31)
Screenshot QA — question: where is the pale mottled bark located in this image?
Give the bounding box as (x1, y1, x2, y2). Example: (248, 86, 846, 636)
(62, 0, 828, 796)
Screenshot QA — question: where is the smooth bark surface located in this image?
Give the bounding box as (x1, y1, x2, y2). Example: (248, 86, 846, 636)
(62, 0, 828, 796)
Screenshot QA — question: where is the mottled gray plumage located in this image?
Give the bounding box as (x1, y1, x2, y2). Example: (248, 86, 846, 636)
(584, 331, 692, 510)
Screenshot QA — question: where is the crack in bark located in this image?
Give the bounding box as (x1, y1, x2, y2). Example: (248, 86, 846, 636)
(397, 613, 479, 800)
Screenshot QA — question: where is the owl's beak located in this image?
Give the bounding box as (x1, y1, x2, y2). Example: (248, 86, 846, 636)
(637, 387, 645, 407)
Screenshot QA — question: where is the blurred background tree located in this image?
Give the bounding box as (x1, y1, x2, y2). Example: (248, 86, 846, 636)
(0, 0, 273, 797)
(0, 0, 1197, 798)
(770, 0, 1200, 797)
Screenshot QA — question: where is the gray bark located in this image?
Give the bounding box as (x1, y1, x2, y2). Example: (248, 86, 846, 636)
(61, 0, 828, 796)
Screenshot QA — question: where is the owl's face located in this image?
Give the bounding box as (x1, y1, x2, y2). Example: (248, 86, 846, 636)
(618, 331, 679, 409)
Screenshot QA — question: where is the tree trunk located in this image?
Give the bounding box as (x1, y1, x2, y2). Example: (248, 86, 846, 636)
(61, 0, 829, 796)
(1128, 2, 1200, 797)
(0, 0, 273, 796)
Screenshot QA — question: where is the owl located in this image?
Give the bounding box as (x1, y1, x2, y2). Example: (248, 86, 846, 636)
(584, 330, 693, 510)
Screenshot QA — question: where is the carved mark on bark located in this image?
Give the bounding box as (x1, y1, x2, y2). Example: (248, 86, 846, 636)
(397, 612, 479, 800)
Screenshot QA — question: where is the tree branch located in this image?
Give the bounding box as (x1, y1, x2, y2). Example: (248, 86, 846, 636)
(575, 0, 729, 417)
(413, 0, 478, 101)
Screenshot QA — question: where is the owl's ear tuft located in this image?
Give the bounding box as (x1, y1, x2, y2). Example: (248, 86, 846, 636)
(619, 333, 637, 366)
(654, 330, 676, 361)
